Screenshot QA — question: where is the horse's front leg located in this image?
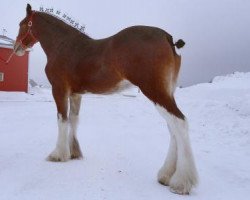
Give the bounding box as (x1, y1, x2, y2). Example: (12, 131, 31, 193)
(69, 94, 83, 159)
(47, 88, 71, 162)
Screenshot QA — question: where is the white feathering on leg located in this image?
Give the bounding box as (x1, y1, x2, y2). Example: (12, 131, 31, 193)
(156, 105, 198, 194)
(157, 133, 177, 185)
(47, 114, 70, 162)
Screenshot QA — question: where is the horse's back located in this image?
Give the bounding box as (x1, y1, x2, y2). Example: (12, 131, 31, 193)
(111, 26, 174, 52)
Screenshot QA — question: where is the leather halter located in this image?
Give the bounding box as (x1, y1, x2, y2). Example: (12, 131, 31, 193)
(17, 11, 38, 49)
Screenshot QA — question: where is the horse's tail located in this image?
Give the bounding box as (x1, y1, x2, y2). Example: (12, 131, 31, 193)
(174, 39, 185, 49)
(165, 32, 185, 54)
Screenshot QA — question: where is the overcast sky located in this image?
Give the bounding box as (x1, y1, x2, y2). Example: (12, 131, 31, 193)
(1, 0, 249, 86)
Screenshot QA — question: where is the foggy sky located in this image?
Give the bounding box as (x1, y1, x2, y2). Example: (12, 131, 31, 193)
(1, 0, 249, 86)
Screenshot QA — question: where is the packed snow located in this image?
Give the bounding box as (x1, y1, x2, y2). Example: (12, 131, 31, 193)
(0, 72, 250, 200)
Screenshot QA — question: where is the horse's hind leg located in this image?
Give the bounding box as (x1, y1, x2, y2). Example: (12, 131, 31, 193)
(69, 94, 83, 159)
(47, 88, 71, 162)
(157, 119, 177, 187)
(137, 68, 198, 194)
(155, 99, 198, 194)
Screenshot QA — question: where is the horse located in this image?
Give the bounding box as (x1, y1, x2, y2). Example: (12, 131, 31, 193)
(14, 4, 198, 195)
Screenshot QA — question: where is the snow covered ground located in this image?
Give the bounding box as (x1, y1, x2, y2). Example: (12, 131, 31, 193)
(0, 72, 250, 200)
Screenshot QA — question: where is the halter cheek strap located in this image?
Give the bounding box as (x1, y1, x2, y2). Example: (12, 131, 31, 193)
(17, 11, 38, 49)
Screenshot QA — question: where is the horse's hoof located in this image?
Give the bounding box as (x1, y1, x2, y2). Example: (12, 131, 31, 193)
(46, 149, 70, 162)
(158, 177, 169, 186)
(158, 173, 171, 186)
(168, 172, 197, 195)
(170, 187, 190, 195)
(70, 153, 83, 160)
(157, 167, 175, 186)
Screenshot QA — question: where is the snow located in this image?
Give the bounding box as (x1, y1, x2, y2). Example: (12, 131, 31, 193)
(0, 72, 250, 200)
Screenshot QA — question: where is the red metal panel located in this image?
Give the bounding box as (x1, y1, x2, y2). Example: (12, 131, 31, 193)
(0, 47, 29, 92)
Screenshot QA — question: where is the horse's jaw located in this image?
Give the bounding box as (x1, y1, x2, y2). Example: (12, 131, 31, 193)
(13, 42, 25, 56)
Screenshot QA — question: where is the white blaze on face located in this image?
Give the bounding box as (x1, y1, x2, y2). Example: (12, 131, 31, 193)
(13, 42, 25, 56)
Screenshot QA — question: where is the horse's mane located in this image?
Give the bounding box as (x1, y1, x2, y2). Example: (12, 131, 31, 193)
(38, 7, 87, 36)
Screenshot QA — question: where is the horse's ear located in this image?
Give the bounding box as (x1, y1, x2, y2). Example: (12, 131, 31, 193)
(26, 4, 32, 16)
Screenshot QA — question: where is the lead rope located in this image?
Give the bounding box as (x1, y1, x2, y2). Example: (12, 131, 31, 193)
(0, 50, 15, 64)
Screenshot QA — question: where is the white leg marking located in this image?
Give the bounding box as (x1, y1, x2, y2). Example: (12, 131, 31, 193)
(68, 94, 83, 159)
(156, 105, 198, 194)
(157, 133, 177, 185)
(69, 113, 78, 144)
(69, 112, 83, 159)
(47, 114, 70, 162)
(157, 104, 177, 185)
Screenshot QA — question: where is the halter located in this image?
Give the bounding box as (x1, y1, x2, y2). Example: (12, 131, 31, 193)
(0, 11, 38, 64)
(0, 12, 38, 64)
(17, 11, 38, 49)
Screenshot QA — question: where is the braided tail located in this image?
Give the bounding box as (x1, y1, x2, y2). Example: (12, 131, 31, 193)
(174, 39, 185, 49)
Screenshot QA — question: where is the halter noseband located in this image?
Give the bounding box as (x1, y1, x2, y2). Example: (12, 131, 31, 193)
(17, 11, 38, 49)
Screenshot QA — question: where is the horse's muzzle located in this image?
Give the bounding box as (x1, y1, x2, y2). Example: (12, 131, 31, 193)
(13, 42, 25, 56)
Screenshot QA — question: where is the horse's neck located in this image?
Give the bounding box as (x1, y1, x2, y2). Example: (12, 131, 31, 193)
(33, 14, 70, 57)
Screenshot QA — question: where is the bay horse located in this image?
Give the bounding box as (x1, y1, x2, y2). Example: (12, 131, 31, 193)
(14, 4, 198, 195)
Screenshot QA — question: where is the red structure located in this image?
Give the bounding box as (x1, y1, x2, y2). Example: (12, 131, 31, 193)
(0, 35, 29, 92)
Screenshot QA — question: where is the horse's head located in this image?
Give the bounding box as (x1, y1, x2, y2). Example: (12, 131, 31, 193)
(14, 4, 37, 56)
